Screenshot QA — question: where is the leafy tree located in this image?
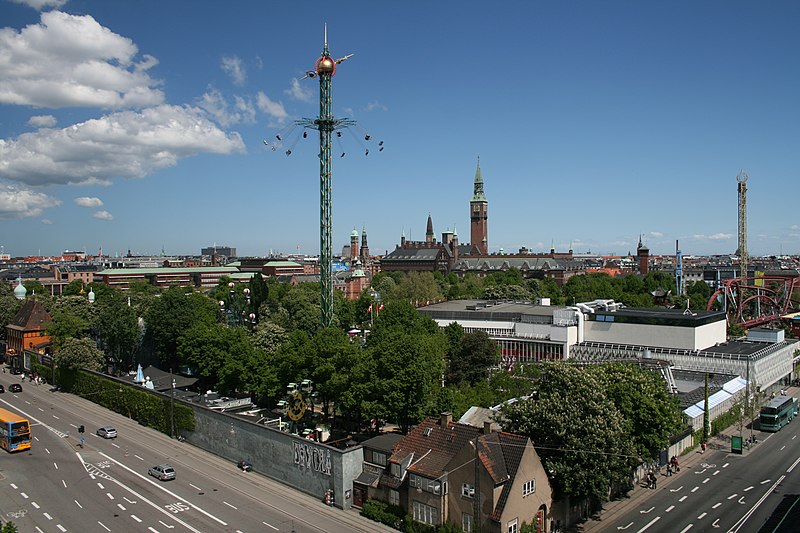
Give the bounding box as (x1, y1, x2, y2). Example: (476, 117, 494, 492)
(46, 309, 90, 350)
(252, 321, 289, 355)
(143, 287, 217, 369)
(501, 361, 636, 505)
(1, 521, 19, 533)
(96, 294, 141, 373)
(0, 283, 24, 341)
(446, 330, 498, 386)
(176, 322, 255, 394)
(588, 363, 684, 459)
(56, 337, 105, 371)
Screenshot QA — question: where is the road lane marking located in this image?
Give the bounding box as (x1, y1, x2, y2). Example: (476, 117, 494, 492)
(729, 475, 785, 533)
(691, 486, 699, 492)
(223, 501, 237, 509)
(134, 454, 144, 461)
(679, 525, 693, 533)
(679, 496, 688, 502)
(53, 462, 58, 470)
(702, 478, 710, 484)
(670, 486, 683, 492)
(159, 520, 175, 529)
(98, 482, 105, 489)
(57, 525, 66, 532)
(124, 497, 137, 504)
(106, 492, 114, 500)
(96, 451, 226, 527)
(698, 512, 707, 519)
(262, 523, 279, 531)
(189, 483, 202, 491)
(713, 470, 720, 476)
(712, 518, 720, 528)
(760, 479, 771, 484)
(74, 500, 82, 508)
(31, 502, 39, 509)
(712, 503, 721, 509)
(132, 515, 142, 523)
(43, 512, 52, 520)
(62, 480, 66, 488)
(787, 456, 800, 473)
(20, 492, 28, 499)
(728, 494, 737, 500)
(744, 486, 754, 491)
(665, 506, 675, 513)
(98, 522, 111, 532)
(117, 504, 126, 511)
(723, 463, 729, 468)
(635, 516, 660, 532)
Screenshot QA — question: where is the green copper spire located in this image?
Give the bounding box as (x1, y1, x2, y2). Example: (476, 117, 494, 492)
(471, 157, 487, 202)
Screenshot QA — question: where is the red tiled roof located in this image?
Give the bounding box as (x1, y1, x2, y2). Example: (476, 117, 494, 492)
(390, 418, 480, 479)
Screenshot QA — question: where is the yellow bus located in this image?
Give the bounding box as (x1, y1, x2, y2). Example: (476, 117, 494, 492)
(0, 407, 31, 452)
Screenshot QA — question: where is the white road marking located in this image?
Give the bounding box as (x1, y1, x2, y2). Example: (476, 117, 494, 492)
(713, 470, 720, 476)
(744, 486, 754, 492)
(98, 522, 111, 532)
(223, 501, 237, 509)
(712, 503, 721, 509)
(679, 525, 693, 533)
(9, 484, 17, 489)
(20, 492, 28, 499)
(97, 482, 104, 489)
(635, 516, 660, 532)
(106, 492, 114, 500)
(703, 478, 710, 484)
(665, 506, 675, 513)
(117, 504, 126, 511)
(134, 454, 144, 461)
(722, 462, 729, 468)
(712, 518, 721, 528)
(124, 497, 137, 504)
(670, 486, 683, 492)
(698, 512, 707, 519)
(760, 479, 771, 484)
(786, 455, 800, 473)
(189, 483, 202, 491)
(679, 496, 688, 502)
(62, 480, 67, 488)
(74, 500, 82, 509)
(159, 521, 175, 529)
(691, 486, 699, 492)
(728, 494, 738, 500)
(132, 515, 142, 523)
(53, 462, 58, 470)
(56, 525, 66, 532)
(43, 512, 52, 520)
(31, 502, 40, 509)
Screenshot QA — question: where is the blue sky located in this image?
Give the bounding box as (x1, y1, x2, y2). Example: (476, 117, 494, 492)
(1, 0, 798, 259)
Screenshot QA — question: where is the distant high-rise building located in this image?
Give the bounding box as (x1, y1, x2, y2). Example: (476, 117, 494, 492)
(201, 246, 236, 258)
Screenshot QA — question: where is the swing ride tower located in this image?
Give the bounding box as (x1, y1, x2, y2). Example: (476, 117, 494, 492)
(296, 27, 355, 327)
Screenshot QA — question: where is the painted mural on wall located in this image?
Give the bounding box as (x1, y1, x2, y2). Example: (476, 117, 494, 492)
(293, 441, 332, 476)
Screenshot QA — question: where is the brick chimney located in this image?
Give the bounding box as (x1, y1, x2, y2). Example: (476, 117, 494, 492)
(483, 421, 493, 434)
(440, 412, 452, 427)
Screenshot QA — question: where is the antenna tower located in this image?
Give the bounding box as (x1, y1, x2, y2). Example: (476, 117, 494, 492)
(297, 26, 355, 327)
(736, 170, 748, 280)
(675, 240, 684, 296)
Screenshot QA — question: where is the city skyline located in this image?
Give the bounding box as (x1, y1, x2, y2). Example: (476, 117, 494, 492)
(1, 1, 799, 259)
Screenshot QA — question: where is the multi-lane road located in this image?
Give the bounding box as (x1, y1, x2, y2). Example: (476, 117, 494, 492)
(0, 374, 392, 533)
(602, 418, 800, 532)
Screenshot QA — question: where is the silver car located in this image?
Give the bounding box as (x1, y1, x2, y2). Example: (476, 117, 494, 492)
(96, 426, 117, 439)
(148, 464, 176, 481)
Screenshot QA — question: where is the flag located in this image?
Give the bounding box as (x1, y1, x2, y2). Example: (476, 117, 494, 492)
(426, 300, 430, 305)
(367, 304, 372, 313)
(378, 303, 384, 311)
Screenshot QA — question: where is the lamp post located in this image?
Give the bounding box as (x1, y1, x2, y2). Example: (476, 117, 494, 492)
(170, 368, 176, 439)
(218, 283, 255, 328)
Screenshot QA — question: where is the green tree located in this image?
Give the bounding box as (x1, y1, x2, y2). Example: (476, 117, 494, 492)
(144, 287, 217, 369)
(56, 337, 105, 371)
(588, 363, 684, 459)
(2, 521, 19, 533)
(252, 321, 289, 355)
(96, 294, 141, 373)
(446, 330, 498, 386)
(0, 283, 24, 341)
(501, 361, 636, 505)
(176, 322, 254, 394)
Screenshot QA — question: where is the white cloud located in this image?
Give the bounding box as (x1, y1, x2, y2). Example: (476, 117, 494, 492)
(0, 183, 61, 219)
(256, 91, 288, 125)
(0, 11, 164, 109)
(74, 196, 103, 207)
(285, 78, 313, 103)
(649, 231, 664, 238)
(28, 115, 57, 128)
(366, 100, 388, 112)
(221, 56, 246, 86)
(9, 0, 68, 10)
(40, 218, 53, 224)
(0, 104, 245, 186)
(197, 89, 255, 127)
(709, 233, 733, 240)
(93, 210, 113, 220)
(791, 225, 800, 231)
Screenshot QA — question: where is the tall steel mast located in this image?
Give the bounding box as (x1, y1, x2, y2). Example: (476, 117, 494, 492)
(297, 26, 355, 327)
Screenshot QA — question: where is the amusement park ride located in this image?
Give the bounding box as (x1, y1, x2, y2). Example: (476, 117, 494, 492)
(705, 170, 800, 328)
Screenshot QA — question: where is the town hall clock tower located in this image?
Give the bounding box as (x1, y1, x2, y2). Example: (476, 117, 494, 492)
(470, 159, 488, 255)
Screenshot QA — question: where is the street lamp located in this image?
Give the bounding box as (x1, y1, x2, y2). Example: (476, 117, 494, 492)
(218, 283, 255, 327)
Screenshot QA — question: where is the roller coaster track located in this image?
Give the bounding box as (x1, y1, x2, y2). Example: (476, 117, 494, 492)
(706, 274, 800, 328)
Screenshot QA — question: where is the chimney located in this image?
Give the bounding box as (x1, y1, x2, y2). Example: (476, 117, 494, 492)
(440, 412, 452, 427)
(483, 421, 493, 434)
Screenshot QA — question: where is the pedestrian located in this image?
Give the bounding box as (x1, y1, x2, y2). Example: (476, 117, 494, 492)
(666, 463, 673, 476)
(701, 441, 706, 453)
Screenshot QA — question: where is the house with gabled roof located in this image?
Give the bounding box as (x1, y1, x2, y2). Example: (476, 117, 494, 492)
(372, 413, 553, 532)
(4, 298, 52, 371)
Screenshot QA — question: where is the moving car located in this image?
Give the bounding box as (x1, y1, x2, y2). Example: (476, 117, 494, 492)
(9, 384, 22, 393)
(148, 464, 176, 481)
(97, 426, 117, 439)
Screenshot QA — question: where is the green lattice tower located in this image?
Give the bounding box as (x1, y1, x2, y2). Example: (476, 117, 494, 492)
(297, 28, 355, 327)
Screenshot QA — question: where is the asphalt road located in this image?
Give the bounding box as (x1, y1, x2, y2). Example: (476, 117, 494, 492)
(593, 419, 800, 533)
(0, 374, 393, 533)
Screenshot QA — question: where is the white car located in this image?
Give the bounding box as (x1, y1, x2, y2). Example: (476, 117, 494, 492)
(148, 464, 176, 481)
(96, 426, 117, 439)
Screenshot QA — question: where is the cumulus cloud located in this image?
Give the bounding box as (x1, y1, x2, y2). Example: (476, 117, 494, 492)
(649, 231, 664, 238)
(366, 100, 388, 112)
(10, 0, 67, 9)
(692, 233, 734, 241)
(0, 104, 245, 186)
(256, 91, 288, 125)
(0, 10, 164, 109)
(221, 56, 246, 86)
(40, 218, 53, 224)
(0, 183, 61, 219)
(197, 89, 255, 127)
(93, 210, 113, 220)
(28, 115, 57, 128)
(74, 196, 103, 207)
(285, 78, 313, 103)
(791, 225, 800, 231)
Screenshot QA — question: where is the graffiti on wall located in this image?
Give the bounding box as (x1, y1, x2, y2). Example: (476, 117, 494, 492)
(293, 441, 332, 476)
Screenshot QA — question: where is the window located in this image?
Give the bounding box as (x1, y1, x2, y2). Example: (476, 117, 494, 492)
(413, 501, 438, 525)
(507, 518, 519, 533)
(391, 462, 401, 477)
(462, 483, 475, 498)
(389, 490, 399, 506)
(372, 451, 387, 466)
(522, 479, 535, 496)
(462, 512, 474, 533)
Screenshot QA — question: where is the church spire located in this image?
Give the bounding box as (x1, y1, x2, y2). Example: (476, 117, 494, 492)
(426, 213, 434, 243)
(472, 157, 487, 202)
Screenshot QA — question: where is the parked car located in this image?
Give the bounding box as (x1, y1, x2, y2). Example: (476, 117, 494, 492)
(97, 426, 117, 439)
(9, 384, 22, 393)
(0, 384, 5, 393)
(237, 460, 252, 472)
(148, 464, 176, 481)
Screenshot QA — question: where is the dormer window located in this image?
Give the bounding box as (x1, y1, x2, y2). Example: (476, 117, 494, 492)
(391, 462, 401, 477)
